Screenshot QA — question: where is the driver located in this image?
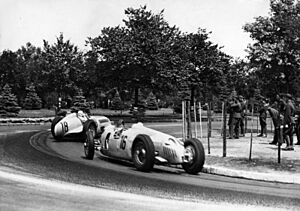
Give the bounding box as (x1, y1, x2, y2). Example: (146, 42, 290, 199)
(114, 119, 125, 139)
(77, 110, 89, 122)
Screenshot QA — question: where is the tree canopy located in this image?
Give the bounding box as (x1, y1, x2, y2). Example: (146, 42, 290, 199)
(244, 0, 300, 99)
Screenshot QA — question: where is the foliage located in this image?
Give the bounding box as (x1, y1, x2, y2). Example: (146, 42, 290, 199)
(161, 29, 232, 102)
(0, 84, 21, 117)
(70, 88, 90, 113)
(23, 84, 42, 110)
(110, 90, 124, 111)
(146, 92, 158, 110)
(244, 0, 300, 98)
(87, 5, 180, 105)
(41, 33, 84, 99)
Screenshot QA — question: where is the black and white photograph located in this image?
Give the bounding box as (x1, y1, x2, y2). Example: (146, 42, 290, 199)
(0, 0, 300, 210)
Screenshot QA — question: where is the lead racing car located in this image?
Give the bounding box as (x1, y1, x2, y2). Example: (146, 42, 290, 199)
(84, 120, 205, 174)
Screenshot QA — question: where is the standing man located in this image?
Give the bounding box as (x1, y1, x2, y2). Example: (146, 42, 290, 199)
(227, 98, 234, 139)
(232, 98, 242, 139)
(295, 108, 300, 145)
(258, 99, 267, 137)
(264, 102, 283, 146)
(239, 96, 246, 137)
(285, 94, 295, 150)
(278, 94, 295, 150)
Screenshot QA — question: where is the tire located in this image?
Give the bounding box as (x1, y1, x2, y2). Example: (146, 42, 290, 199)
(132, 135, 155, 172)
(84, 130, 95, 160)
(182, 138, 205, 175)
(83, 121, 96, 159)
(80, 120, 97, 142)
(51, 116, 63, 141)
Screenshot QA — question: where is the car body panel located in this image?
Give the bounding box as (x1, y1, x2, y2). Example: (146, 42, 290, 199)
(98, 122, 186, 164)
(52, 111, 111, 140)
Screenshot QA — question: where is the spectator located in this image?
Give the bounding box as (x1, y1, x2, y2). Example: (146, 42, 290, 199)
(276, 94, 295, 150)
(264, 102, 283, 146)
(239, 96, 247, 137)
(227, 98, 234, 139)
(295, 109, 300, 145)
(258, 99, 267, 137)
(228, 97, 242, 139)
(283, 94, 295, 150)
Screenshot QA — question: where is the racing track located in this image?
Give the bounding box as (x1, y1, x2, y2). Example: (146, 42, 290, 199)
(1, 126, 300, 210)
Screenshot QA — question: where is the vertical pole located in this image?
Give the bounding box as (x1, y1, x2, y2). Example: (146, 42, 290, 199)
(199, 102, 203, 139)
(245, 100, 248, 134)
(223, 102, 227, 157)
(194, 101, 197, 138)
(257, 114, 259, 135)
(182, 101, 186, 141)
(208, 102, 212, 138)
(249, 105, 254, 161)
(207, 102, 211, 154)
(221, 102, 224, 136)
(187, 101, 192, 139)
(278, 126, 283, 163)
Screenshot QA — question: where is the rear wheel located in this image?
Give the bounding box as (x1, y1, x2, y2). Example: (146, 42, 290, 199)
(132, 135, 155, 172)
(182, 138, 205, 174)
(51, 116, 63, 141)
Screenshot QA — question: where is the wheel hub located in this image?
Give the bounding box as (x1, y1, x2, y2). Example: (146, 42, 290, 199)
(183, 146, 195, 163)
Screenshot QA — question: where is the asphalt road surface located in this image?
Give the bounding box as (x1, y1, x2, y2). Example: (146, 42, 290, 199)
(0, 123, 299, 210)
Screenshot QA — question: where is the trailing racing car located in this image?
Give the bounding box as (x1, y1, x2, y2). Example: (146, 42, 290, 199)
(51, 110, 111, 141)
(84, 121, 205, 174)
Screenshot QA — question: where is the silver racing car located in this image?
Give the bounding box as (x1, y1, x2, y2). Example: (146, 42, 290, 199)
(84, 120, 205, 174)
(51, 110, 111, 141)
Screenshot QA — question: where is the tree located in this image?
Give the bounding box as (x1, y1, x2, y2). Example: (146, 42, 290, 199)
(0, 84, 21, 117)
(110, 90, 124, 111)
(161, 29, 231, 103)
(70, 88, 90, 113)
(41, 33, 84, 100)
(15, 42, 43, 103)
(146, 92, 158, 110)
(244, 0, 300, 98)
(87, 5, 180, 105)
(23, 84, 42, 110)
(0, 50, 22, 99)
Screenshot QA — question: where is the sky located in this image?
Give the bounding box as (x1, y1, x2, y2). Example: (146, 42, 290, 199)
(0, 0, 270, 58)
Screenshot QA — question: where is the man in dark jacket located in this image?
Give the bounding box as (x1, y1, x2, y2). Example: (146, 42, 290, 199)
(264, 102, 283, 145)
(258, 99, 267, 137)
(230, 98, 242, 139)
(276, 94, 295, 150)
(239, 96, 247, 137)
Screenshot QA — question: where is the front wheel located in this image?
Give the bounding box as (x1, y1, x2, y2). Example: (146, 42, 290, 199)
(83, 121, 96, 159)
(182, 138, 205, 174)
(84, 130, 95, 160)
(51, 116, 63, 141)
(132, 135, 155, 172)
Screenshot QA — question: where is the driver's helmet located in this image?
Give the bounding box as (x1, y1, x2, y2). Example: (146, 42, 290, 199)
(116, 119, 125, 128)
(77, 110, 88, 122)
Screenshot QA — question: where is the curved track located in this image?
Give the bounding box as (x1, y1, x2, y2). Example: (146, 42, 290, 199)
(1, 126, 300, 209)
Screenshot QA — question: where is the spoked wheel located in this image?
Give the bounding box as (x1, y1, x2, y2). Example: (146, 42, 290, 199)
(132, 135, 155, 172)
(83, 121, 96, 160)
(182, 138, 205, 175)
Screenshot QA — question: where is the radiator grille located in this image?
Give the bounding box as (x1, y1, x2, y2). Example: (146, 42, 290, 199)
(163, 146, 177, 160)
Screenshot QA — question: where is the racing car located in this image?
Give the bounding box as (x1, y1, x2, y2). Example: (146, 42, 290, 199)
(83, 120, 205, 174)
(51, 110, 111, 141)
